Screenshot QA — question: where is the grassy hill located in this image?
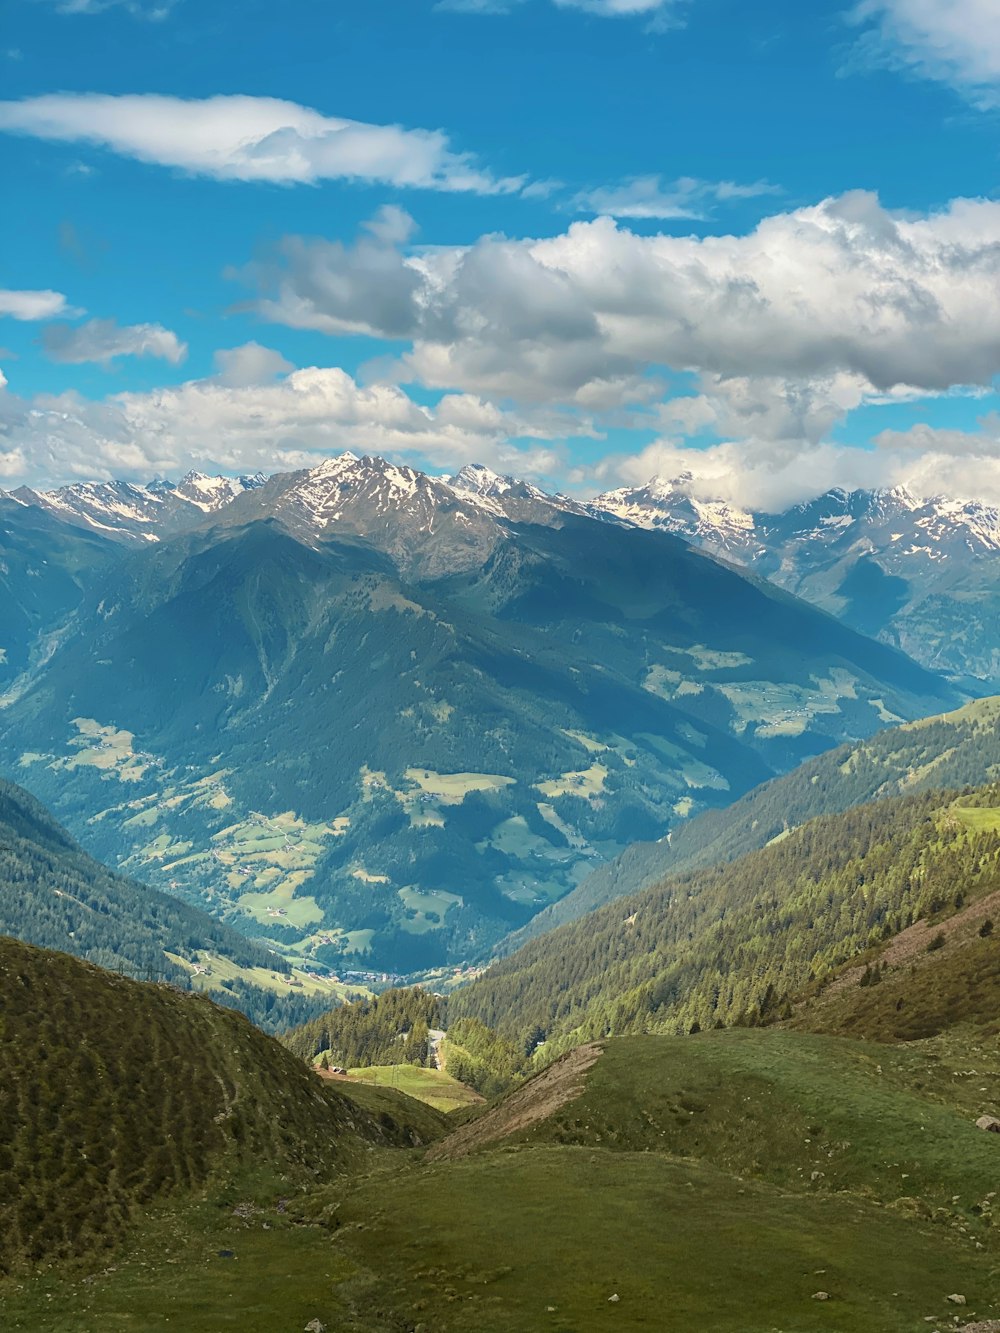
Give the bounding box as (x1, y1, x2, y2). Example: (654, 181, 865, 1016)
(341, 1065, 483, 1113)
(506, 694, 1000, 949)
(6, 1019, 1000, 1332)
(449, 782, 1000, 1051)
(0, 776, 344, 1031)
(0, 936, 440, 1277)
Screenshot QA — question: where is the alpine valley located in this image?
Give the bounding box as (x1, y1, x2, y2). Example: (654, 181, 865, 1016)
(0, 455, 963, 973)
(4, 459, 1000, 1332)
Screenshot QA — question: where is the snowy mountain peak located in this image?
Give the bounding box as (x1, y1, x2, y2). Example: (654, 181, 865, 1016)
(450, 462, 513, 497)
(591, 476, 756, 549)
(172, 471, 266, 512)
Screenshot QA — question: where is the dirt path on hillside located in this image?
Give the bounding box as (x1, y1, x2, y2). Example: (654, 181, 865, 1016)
(426, 1042, 603, 1162)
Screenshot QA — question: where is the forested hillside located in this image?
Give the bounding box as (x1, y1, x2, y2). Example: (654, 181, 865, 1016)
(505, 694, 1000, 949)
(0, 777, 327, 1031)
(451, 785, 1000, 1049)
(284, 986, 442, 1068)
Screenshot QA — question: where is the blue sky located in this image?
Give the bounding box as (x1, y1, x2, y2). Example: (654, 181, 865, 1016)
(4, 0, 1000, 506)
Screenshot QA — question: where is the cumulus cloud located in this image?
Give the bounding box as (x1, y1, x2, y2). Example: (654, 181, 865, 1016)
(0, 362, 566, 488)
(850, 0, 1000, 106)
(0, 288, 78, 321)
(211, 342, 294, 388)
(574, 175, 780, 220)
(42, 318, 187, 366)
(593, 423, 1000, 510)
(0, 93, 523, 193)
(246, 192, 1000, 414)
(238, 206, 425, 339)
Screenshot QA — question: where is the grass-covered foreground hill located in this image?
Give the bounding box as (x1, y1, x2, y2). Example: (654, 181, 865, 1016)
(507, 693, 1000, 948)
(0, 936, 439, 1278)
(0, 776, 345, 1031)
(451, 781, 1000, 1050)
(6, 1022, 1000, 1332)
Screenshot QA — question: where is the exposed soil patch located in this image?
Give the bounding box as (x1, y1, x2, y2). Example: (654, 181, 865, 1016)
(824, 887, 1000, 999)
(426, 1042, 603, 1161)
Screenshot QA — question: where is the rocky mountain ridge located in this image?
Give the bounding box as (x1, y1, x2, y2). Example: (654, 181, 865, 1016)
(590, 476, 1000, 686)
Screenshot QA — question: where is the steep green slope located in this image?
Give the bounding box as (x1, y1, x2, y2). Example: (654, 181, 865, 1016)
(3, 511, 958, 972)
(450, 784, 1000, 1049)
(506, 693, 1000, 949)
(0, 499, 114, 691)
(0, 777, 335, 1031)
(0, 936, 434, 1276)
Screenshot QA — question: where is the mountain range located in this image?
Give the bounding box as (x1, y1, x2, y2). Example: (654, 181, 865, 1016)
(3, 468, 1000, 1330)
(0, 454, 960, 972)
(592, 477, 1000, 689)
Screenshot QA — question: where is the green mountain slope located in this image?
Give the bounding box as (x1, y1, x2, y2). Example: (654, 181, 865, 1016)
(0, 936, 438, 1276)
(504, 693, 1000, 950)
(0, 498, 114, 691)
(2, 503, 959, 972)
(449, 783, 1000, 1050)
(0, 776, 344, 1031)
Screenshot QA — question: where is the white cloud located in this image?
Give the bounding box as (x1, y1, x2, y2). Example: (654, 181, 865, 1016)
(554, 0, 683, 16)
(0, 362, 566, 488)
(52, 0, 175, 16)
(212, 342, 294, 388)
(238, 206, 425, 340)
(593, 423, 1000, 510)
(0, 288, 77, 321)
(0, 93, 523, 194)
(247, 192, 1000, 414)
(42, 318, 187, 366)
(850, 1, 1000, 106)
(575, 174, 780, 220)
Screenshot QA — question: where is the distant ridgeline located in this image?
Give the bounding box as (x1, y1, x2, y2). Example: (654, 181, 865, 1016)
(449, 783, 1000, 1054)
(0, 778, 327, 1032)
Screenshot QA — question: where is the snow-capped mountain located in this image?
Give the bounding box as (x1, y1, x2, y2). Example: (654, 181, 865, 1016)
(591, 478, 1000, 686)
(9, 453, 1000, 684)
(11, 472, 267, 542)
(209, 453, 586, 576)
(592, 474, 761, 555)
(7, 455, 583, 575)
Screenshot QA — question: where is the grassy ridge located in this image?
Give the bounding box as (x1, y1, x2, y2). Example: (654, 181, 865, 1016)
(6, 1027, 1000, 1331)
(0, 936, 437, 1275)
